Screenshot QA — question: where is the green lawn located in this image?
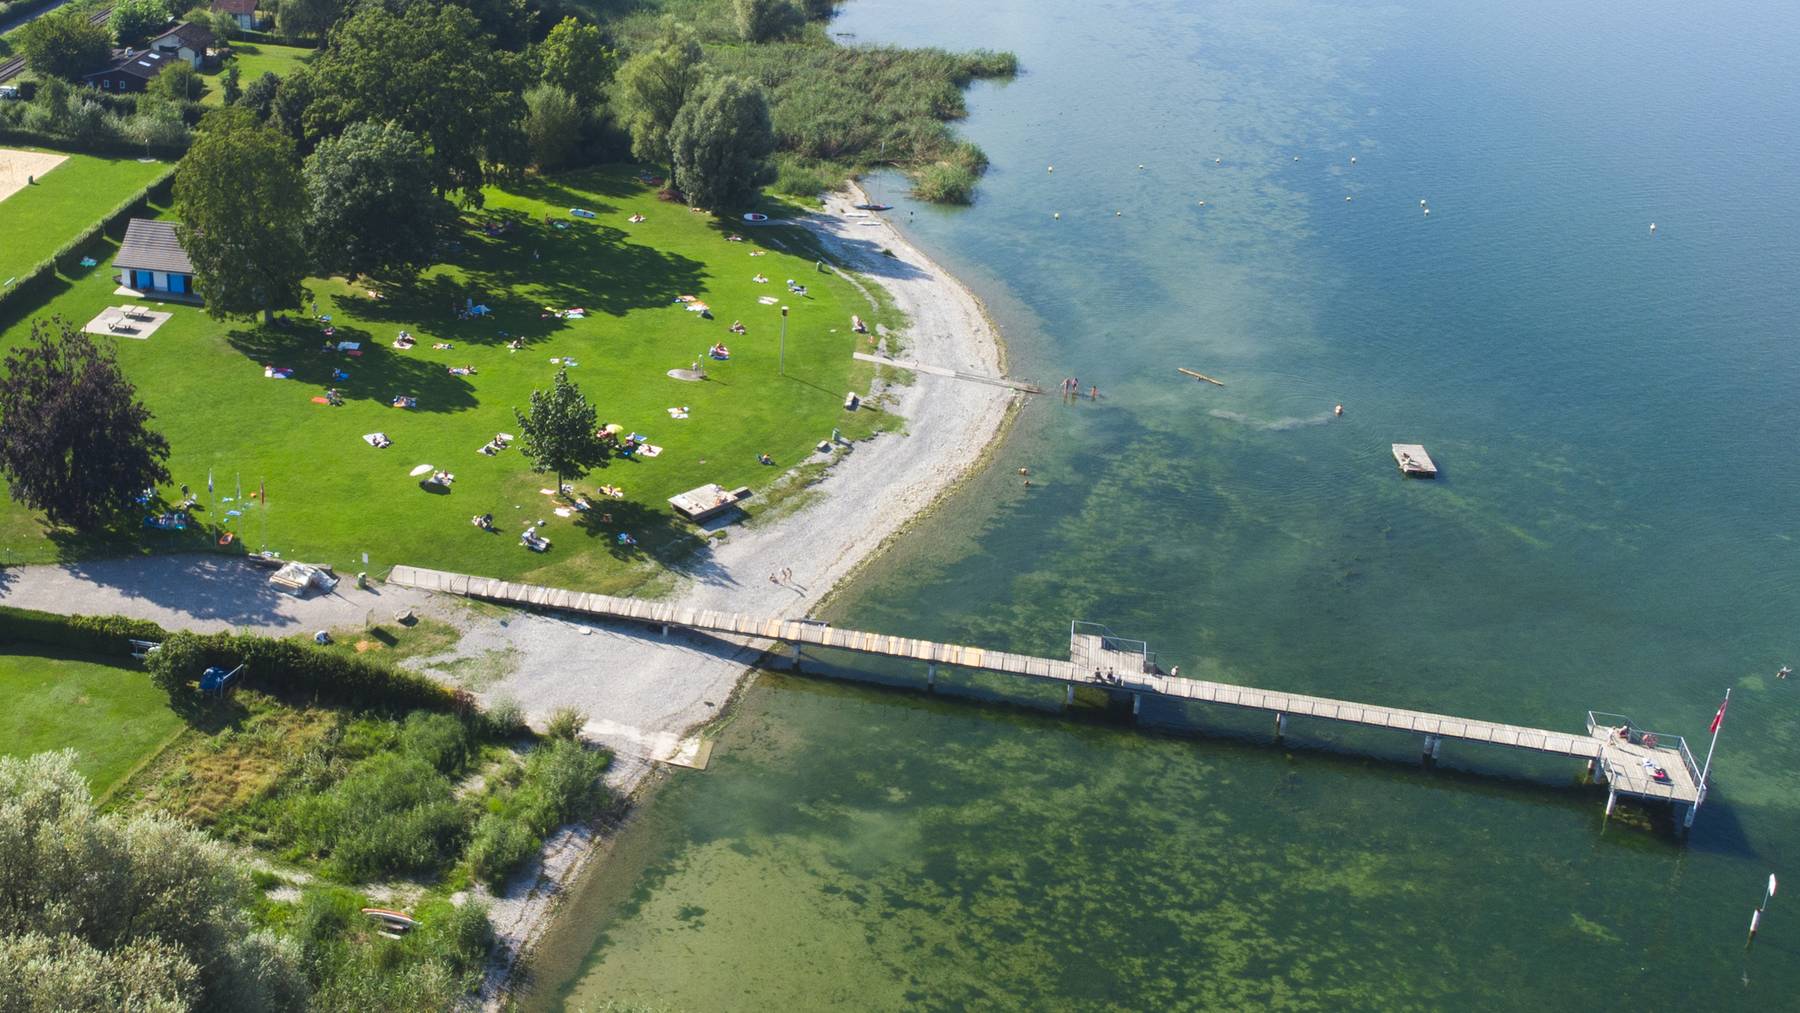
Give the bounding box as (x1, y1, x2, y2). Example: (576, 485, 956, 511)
(0, 649, 183, 796)
(0, 167, 902, 592)
(199, 42, 318, 105)
(0, 148, 172, 283)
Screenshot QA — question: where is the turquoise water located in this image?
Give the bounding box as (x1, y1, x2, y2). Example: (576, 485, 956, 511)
(527, 0, 1800, 1007)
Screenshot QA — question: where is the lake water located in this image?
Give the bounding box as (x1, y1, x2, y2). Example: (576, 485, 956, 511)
(525, 0, 1800, 1007)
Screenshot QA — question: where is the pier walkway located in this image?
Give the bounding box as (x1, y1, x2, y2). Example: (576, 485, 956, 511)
(386, 565, 1706, 824)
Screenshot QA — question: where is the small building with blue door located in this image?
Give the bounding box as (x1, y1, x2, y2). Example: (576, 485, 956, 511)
(114, 218, 198, 300)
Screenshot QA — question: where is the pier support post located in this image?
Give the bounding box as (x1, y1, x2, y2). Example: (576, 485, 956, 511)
(1274, 713, 1289, 741)
(788, 643, 802, 672)
(660, 624, 669, 637)
(1604, 788, 1617, 818)
(1064, 684, 1074, 707)
(927, 662, 937, 692)
(1421, 734, 1442, 766)
(1132, 693, 1142, 718)
(1683, 803, 1697, 830)
(1585, 757, 1596, 779)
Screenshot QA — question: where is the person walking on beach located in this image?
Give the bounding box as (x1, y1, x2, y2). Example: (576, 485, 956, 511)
(781, 567, 793, 583)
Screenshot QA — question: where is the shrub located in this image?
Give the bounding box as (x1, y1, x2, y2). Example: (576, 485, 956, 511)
(398, 711, 473, 772)
(734, 0, 803, 43)
(543, 706, 587, 742)
(911, 160, 977, 204)
(773, 155, 837, 199)
(465, 813, 537, 885)
(481, 696, 526, 738)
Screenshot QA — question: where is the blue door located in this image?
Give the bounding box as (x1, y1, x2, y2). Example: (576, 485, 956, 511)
(169, 274, 187, 294)
(134, 270, 153, 290)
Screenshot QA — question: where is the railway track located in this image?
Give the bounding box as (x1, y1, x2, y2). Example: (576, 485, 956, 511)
(0, 6, 116, 85)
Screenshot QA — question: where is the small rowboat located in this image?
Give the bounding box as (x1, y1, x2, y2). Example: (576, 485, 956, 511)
(853, 202, 893, 211)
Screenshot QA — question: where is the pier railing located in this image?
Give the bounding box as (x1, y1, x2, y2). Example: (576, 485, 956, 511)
(1588, 711, 1699, 784)
(1071, 620, 1158, 673)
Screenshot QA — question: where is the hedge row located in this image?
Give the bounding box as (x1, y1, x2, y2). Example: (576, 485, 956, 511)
(233, 30, 323, 49)
(0, 605, 169, 657)
(148, 629, 459, 712)
(0, 0, 62, 26)
(0, 161, 176, 321)
(0, 126, 190, 160)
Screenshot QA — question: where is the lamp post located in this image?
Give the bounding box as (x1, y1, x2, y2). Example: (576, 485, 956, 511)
(779, 304, 788, 374)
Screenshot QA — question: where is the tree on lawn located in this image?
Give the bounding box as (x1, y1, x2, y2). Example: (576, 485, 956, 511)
(174, 109, 308, 322)
(17, 12, 112, 80)
(302, 2, 528, 205)
(613, 27, 704, 179)
(535, 15, 613, 106)
(0, 319, 171, 531)
(302, 121, 452, 280)
(274, 0, 346, 39)
(670, 75, 778, 213)
(515, 369, 607, 496)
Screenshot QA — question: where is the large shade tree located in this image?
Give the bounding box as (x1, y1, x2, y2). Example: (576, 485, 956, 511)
(302, 2, 528, 205)
(669, 75, 778, 213)
(0, 319, 170, 530)
(16, 12, 112, 80)
(174, 109, 309, 322)
(613, 28, 704, 178)
(302, 121, 452, 280)
(514, 368, 607, 494)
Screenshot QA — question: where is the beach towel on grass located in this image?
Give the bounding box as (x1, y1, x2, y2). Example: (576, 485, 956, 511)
(666, 408, 689, 419)
(758, 296, 779, 305)
(639, 444, 663, 458)
(362, 433, 391, 448)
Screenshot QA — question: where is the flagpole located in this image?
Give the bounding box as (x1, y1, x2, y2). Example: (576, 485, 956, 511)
(1698, 687, 1730, 806)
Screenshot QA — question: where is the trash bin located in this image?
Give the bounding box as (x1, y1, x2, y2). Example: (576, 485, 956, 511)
(356, 571, 368, 589)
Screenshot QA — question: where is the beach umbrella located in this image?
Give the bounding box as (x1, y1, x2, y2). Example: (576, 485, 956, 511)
(410, 464, 434, 477)
(603, 424, 623, 435)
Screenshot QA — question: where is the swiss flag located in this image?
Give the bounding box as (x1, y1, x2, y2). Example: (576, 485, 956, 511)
(1709, 695, 1729, 734)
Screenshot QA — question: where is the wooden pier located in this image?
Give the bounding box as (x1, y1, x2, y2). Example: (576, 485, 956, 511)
(386, 565, 1708, 826)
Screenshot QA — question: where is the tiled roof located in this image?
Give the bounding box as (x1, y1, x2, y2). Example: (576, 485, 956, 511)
(114, 219, 194, 275)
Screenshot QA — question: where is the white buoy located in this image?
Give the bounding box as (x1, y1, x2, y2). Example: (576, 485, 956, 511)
(1053, 212, 1061, 219)
(1420, 199, 1428, 207)
(1047, 165, 1054, 172)
(1137, 163, 1145, 170)
(1215, 157, 1222, 164)
(1197, 200, 1206, 206)
(1423, 208, 1430, 215)
(1350, 156, 1357, 164)
(1345, 196, 1353, 202)
(1649, 222, 1657, 232)
(1293, 156, 1300, 161)
(1115, 210, 1122, 216)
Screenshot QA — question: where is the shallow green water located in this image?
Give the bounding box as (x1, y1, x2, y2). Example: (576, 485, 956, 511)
(526, 0, 1800, 1007)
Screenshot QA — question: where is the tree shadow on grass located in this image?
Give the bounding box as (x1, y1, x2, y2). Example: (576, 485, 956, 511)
(226, 323, 478, 413)
(461, 218, 711, 321)
(506, 176, 626, 215)
(568, 496, 740, 590)
(332, 274, 566, 351)
(51, 552, 305, 627)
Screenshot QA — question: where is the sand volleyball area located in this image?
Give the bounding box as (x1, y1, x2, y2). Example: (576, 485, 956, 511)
(0, 148, 69, 203)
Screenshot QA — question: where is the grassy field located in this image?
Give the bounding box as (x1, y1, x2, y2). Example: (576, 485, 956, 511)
(0, 648, 183, 795)
(0, 148, 172, 282)
(200, 42, 318, 105)
(0, 166, 902, 591)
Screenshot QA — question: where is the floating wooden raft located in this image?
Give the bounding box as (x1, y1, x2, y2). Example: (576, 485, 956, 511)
(1177, 367, 1224, 386)
(1392, 443, 1438, 478)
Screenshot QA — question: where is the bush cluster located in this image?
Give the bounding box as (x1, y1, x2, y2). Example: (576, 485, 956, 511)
(146, 629, 458, 711)
(0, 80, 196, 154)
(467, 738, 610, 885)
